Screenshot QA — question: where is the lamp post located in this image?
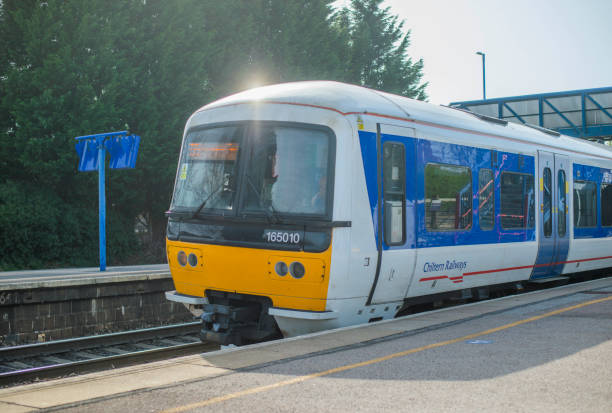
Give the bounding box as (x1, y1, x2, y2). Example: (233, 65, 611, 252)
(476, 51, 486, 100)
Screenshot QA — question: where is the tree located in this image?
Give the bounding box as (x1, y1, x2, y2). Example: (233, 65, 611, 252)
(0, 0, 214, 268)
(0, 0, 427, 270)
(336, 0, 428, 99)
(200, 0, 348, 94)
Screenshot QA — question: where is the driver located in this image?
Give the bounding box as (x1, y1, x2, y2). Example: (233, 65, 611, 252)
(310, 173, 327, 213)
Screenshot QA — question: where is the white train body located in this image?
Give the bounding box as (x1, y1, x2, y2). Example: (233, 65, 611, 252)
(165, 82, 612, 343)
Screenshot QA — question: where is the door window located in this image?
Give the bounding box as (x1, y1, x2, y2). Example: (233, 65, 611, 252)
(543, 168, 552, 237)
(558, 170, 566, 236)
(383, 142, 405, 245)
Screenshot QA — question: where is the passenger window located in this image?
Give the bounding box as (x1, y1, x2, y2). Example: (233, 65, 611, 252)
(600, 183, 612, 227)
(478, 169, 494, 230)
(383, 142, 405, 245)
(573, 180, 597, 228)
(425, 163, 472, 231)
(500, 172, 535, 229)
(543, 168, 552, 237)
(558, 170, 567, 236)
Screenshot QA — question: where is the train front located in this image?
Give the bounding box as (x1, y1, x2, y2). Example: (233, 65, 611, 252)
(164, 89, 350, 345)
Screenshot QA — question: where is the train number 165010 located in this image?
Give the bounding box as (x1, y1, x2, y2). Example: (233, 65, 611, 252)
(263, 230, 302, 244)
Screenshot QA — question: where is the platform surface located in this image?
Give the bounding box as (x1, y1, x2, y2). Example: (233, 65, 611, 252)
(0, 264, 170, 290)
(0, 277, 610, 412)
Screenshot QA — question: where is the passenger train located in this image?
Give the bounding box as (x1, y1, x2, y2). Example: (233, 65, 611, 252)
(165, 81, 612, 344)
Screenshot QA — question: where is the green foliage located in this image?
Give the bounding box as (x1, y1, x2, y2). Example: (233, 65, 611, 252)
(0, 0, 427, 269)
(191, 0, 347, 95)
(336, 0, 428, 99)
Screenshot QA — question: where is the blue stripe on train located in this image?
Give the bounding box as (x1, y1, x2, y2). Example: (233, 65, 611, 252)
(358, 130, 537, 250)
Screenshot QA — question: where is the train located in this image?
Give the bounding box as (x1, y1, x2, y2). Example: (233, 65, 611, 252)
(164, 81, 612, 345)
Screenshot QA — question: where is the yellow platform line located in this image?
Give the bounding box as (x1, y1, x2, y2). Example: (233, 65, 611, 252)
(162, 295, 612, 413)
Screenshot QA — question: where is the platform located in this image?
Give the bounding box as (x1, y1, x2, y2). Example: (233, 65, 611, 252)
(0, 264, 170, 290)
(1, 277, 611, 412)
(0, 264, 186, 345)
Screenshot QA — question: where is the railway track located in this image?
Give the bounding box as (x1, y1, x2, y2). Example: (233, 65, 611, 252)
(0, 273, 606, 388)
(0, 321, 217, 387)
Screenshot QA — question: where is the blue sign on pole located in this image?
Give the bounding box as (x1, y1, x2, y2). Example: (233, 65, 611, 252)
(75, 131, 140, 271)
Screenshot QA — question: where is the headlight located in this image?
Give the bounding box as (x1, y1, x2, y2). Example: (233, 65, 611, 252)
(275, 261, 288, 276)
(188, 253, 198, 267)
(177, 251, 187, 266)
(289, 262, 305, 279)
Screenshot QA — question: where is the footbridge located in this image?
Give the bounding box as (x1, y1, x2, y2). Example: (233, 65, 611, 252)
(451, 86, 612, 143)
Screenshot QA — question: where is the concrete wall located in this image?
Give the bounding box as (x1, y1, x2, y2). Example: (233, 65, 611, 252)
(0, 278, 194, 346)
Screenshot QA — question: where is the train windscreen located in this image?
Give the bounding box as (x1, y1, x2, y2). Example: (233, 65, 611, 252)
(172, 125, 244, 211)
(243, 125, 330, 215)
(171, 123, 332, 217)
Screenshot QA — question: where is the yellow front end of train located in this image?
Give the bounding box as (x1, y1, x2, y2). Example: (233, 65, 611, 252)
(167, 240, 332, 311)
(165, 120, 337, 344)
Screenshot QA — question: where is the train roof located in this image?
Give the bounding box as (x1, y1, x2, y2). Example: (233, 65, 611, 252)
(198, 81, 612, 161)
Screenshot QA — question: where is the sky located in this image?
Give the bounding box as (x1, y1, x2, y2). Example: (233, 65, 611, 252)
(371, 0, 612, 105)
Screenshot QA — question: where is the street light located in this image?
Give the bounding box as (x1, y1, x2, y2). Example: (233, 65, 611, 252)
(476, 51, 486, 100)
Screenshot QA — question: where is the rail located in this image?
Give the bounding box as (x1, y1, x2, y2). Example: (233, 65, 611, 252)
(0, 321, 217, 386)
(1, 273, 608, 387)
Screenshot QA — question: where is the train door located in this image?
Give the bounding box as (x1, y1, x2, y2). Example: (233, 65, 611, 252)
(552, 154, 569, 274)
(531, 151, 569, 279)
(368, 124, 417, 305)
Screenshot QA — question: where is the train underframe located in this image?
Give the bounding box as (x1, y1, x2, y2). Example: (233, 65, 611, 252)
(199, 290, 281, 346)
(175, 270, 605, 346)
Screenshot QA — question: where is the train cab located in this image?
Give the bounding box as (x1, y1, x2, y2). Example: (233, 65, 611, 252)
(164, 83, 359, 344)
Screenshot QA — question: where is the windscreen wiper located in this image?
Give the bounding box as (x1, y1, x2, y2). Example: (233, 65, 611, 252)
(245, 174, 281, 224)
(191, 182, 225, 219)
(266, 199, 282, 224)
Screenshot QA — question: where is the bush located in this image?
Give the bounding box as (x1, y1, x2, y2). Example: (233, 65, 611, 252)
(0, 181, 137, 270)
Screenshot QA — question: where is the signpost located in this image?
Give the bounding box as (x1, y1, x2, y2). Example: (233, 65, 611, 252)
(75, 131, 140, 271)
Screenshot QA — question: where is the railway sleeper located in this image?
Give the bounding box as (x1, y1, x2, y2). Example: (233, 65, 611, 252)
(200, 290, 280, 346)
